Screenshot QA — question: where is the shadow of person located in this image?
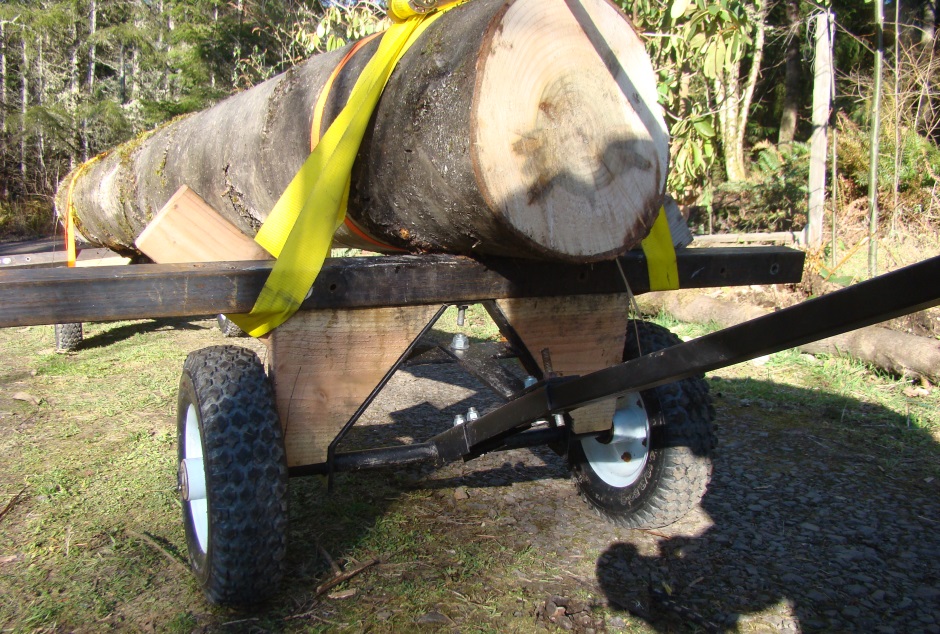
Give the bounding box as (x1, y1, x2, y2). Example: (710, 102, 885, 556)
(596, 377, 940, 633)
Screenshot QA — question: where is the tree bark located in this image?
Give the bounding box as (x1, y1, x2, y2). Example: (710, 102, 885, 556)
(808, 12, 833, 248)
(718, 2, 766, 182)
(87, 0, 97, 90)
(20, 36, 27, 186)
(635, 291, 940, 383)
(56, 0, 669, 262)
(869, 0, 885, 277)
(778, 0, 801, 147)
(1, 21, 7, 197)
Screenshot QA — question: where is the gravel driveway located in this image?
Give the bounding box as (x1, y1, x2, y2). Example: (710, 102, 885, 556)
(337, 360, 940, 633)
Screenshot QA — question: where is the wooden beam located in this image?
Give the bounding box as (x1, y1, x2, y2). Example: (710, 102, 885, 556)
(268, 306, 440, 466)
(496, 294, 630, 433)
(0, 248, 805, 328)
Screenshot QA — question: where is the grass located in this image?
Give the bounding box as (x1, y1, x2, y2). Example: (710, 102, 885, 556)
(0, 303, 937, 631)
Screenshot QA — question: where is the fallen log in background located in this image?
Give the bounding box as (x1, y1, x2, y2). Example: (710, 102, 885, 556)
(636, 291, 940, 384)
(56, 0, 668, 263)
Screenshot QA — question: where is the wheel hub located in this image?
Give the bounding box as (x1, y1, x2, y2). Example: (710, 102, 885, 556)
(179, 458, 206, 502)
(183, 404, 210, 553)
(580, 392, 650, 487)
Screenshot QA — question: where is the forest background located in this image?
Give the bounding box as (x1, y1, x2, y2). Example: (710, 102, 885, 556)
(1, 0, 939, 272)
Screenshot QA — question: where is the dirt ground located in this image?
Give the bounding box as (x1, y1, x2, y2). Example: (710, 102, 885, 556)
(0, 311, 938, 633)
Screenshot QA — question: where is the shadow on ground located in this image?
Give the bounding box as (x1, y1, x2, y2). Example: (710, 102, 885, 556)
(78, 317, 211, 350)
(596, 378, 940, 633)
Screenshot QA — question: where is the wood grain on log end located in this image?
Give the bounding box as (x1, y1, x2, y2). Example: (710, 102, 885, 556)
(472, 0, 668, 260)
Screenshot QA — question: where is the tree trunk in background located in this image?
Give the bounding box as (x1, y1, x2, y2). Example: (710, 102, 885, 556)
(87, 0, 96, 89)
(808, 12, 833, 249)
(900, 0, 938, 44)
(869, 0, 885, 277)
(56, 0, 669, 263)
(35, 33, 45, 179)
(718, 2, 766, 182)
(778, 0, 801, 147)
(118, 43, 126, 104)
(1, 21, 7, 198)
(20, 36, 28, 185)
(636, 291, 940, 383)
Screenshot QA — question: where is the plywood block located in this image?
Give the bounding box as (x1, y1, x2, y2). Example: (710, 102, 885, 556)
(135, 185, 272, 263)
(496, 294, 630, 433)
(268, 305, 439, 467)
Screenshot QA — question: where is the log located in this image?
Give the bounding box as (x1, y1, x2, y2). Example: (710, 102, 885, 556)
(55, 0, 667, 262)
(636, 291, 940, 383)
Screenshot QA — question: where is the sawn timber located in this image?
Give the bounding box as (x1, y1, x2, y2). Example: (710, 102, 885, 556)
(0, 247, 802, 328)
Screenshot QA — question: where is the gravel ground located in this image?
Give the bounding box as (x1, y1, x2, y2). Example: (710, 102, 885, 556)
(335, 360, 940, 633)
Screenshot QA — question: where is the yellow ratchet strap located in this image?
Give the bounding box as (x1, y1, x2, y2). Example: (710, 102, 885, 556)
(388, 1, 462, 22)
(229, 5, 460, 338)
(64, 153, 106, 267)
(640, 206, 679, 291)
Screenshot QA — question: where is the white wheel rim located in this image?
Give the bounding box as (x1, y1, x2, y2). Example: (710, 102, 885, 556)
(183, 404, 209, 553)
(580, 392, 650, 487)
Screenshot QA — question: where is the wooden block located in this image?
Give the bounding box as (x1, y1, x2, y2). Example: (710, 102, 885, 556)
(75, 255, 131, 268)
(496, 294, 630, 434)
(135, 185, 272, 263)
(267, 305, 440, 467)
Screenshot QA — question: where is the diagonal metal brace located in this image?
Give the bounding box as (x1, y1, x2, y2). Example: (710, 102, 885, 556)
(430, 255, 940, 464)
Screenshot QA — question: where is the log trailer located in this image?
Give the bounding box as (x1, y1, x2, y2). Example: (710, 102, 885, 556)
(1, 249, 939, 605)
(3, 0, 940, 608)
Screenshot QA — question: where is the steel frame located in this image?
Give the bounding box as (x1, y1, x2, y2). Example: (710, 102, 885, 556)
(290, 253, 940, 478)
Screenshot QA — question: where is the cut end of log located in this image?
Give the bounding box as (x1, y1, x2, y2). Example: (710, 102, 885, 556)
(472, 0, 668, 260)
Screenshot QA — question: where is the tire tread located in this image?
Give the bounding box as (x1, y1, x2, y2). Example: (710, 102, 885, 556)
(179, 345, 287, 605)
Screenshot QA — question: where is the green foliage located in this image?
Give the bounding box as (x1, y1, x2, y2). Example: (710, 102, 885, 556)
(837, 111, 940, 217)
(0, 198, 53, 240)
(709, 142, 810, 232)
(0, 0, 387, 217)
(619, 0, 762, 201)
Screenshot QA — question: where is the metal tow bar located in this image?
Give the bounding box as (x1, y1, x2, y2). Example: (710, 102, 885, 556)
(430, 255, 940, 464)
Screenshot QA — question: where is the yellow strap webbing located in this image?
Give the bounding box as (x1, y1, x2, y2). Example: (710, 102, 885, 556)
(229, 9, 455, 337)
(640, 206, 679, 291)
(64, 153, 106, 267)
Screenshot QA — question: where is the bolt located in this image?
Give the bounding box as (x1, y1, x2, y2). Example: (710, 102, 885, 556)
(467, 407, 479, 422)
(621, 452, 633, 462)
(453, 414, 466, 427)
(456, 305, 468, 327)
(523, 375, 538, 388)
(450, 333, 469, 351)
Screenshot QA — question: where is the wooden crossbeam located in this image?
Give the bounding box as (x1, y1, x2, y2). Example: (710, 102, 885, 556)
(0, 248, 805, 328)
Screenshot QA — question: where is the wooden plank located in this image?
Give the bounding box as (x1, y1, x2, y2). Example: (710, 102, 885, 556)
(75, 254, 131, 268)
(693, 232, 803, 246)
(496, 294, 630, 433)
(135, 185, 272, 263)
(0, 248, 806, 328)
(268, 305, 439, 467)
(0, 247, 120, 270)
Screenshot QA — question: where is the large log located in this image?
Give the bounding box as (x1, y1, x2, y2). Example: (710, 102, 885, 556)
(56, 0, 668, 262)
